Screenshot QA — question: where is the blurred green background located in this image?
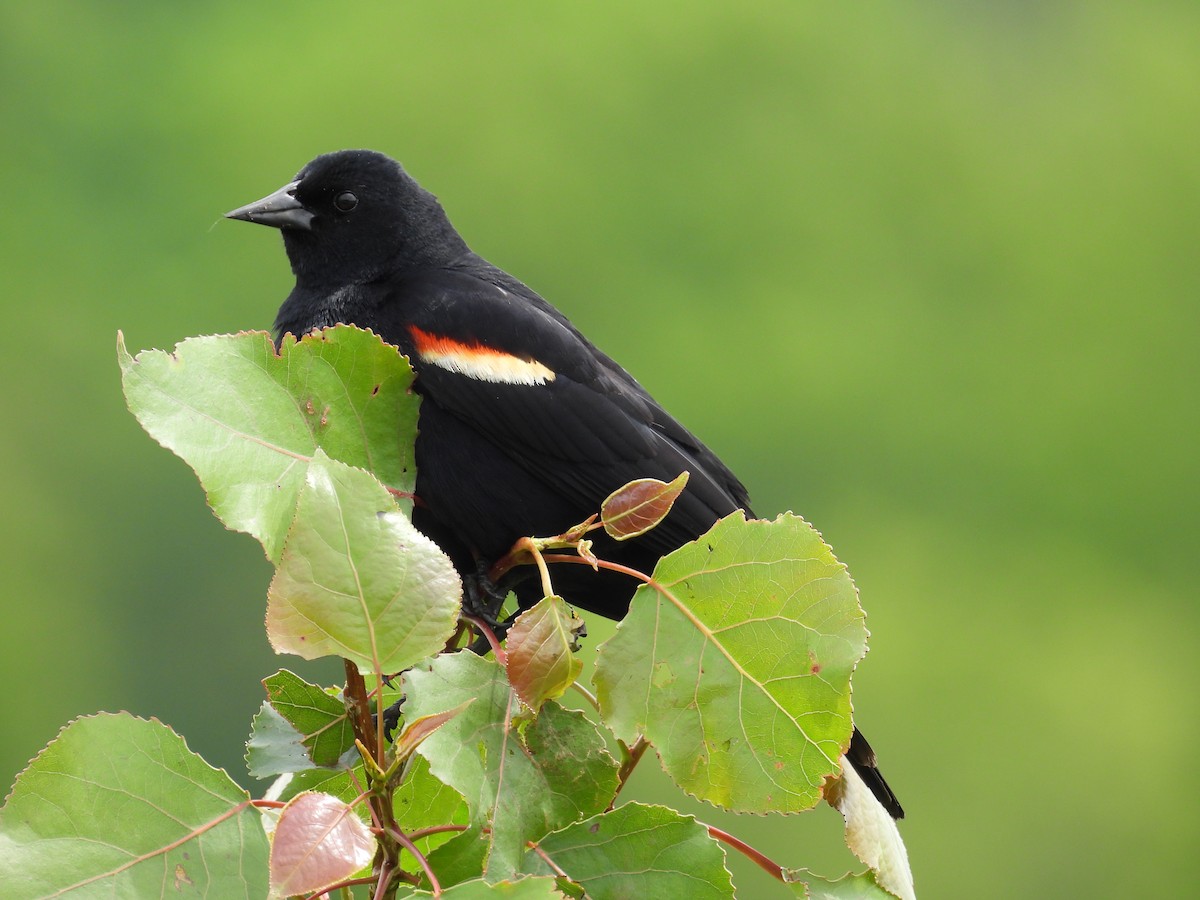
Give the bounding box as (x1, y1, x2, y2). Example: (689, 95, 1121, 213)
(2, 2, 1197, 896)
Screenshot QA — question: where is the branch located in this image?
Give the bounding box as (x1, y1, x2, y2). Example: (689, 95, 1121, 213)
(343, 659, 381, 764)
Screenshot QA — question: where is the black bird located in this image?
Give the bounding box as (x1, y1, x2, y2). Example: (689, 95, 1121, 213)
(226, 149, 903, 819)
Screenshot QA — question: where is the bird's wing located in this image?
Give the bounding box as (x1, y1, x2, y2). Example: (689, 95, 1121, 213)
(378, 267, 751, 551)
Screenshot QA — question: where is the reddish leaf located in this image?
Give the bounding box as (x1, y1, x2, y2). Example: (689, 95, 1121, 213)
(393, 701, 474, 761)
(269, 792, 374, 898)
(505, 596, 585, 712)
(601, 473, 689, 541)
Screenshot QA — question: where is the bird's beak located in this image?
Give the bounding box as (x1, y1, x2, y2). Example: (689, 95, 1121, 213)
(225, 180, 315, 231)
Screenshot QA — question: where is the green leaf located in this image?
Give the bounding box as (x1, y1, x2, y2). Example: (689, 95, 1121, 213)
(785, 868, 900, 900)
(422, 827, 490, 889)
(600, 472, 689, 540)
(404, 653, 619, 882)
(394, 755, 471, 869)
(263, 669, 355, 767)
(594, 512, 867, 813)
(270, 765, 366, 808)
(0, 713, 268, 898)
(118, 326, 418, 562)
(267, 451, 461, 674)
(522, 803, 734, 900)
(407, 877, 566, 897)
(246, 700, 318, 778)
(505, 595, 585, 712)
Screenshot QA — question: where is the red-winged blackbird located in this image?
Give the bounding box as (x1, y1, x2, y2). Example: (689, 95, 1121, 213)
(227, 149, 903, 819)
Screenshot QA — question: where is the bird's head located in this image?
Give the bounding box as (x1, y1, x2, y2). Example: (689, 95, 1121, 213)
(226, 149, 467, 286)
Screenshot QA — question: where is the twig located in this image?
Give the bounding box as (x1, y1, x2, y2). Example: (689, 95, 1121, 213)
(405, 824, 469, 842)
(570, 681, 601, 712)
(523, 538, 555, 598)
(388, 826, 441, 895)
(463, 614, 507, 663)
(371, 857, 395, 900)
(703, 824, 785, 882)
(541, 553, 652, 584)
(526, 840, 571, 879)
(301, 875, 379, 900)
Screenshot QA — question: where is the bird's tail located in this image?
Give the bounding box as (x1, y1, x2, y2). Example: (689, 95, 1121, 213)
(846, 727, 904, 819)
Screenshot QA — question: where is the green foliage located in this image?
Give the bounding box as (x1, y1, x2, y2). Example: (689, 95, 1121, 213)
(519, 803, 735, 899)
(404, 653, 620, 883)
(246, 669, 356, 777)
(117, 327, 418, 562)
(393, 755, 471, 865)
(266, 450, 462, 673)
(261, 668, 356, 766)
(595, 511, 866, 813)
(0, 327, 913, 898)
(0, 714, 268, 898)
(402, 878, 566, 898)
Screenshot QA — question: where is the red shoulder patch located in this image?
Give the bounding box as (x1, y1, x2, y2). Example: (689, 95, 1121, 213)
(408, 326, 556, 386)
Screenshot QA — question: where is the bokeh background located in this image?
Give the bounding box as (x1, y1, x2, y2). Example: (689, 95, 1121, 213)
(3, 2, 1197, 897)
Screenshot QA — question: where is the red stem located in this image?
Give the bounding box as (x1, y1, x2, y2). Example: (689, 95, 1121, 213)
(526, 840, 571, 879)
(463, 614, 507, 663)
(704, 824, 785, 882)
(406, 824, 470, 842)
(389, 826, 441, 895)
(541, 553, 654, 584)
(301, 875, 385, 900)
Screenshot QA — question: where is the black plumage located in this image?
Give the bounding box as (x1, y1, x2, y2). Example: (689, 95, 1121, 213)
(227, 149, 903, 819)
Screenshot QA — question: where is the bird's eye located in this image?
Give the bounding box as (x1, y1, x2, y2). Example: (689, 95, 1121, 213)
(333, 191, 359, 212)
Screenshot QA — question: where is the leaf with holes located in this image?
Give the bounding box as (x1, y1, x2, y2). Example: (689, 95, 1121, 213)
(0, 713, 268, 898)
(119, 325, 418, 562)
(404, 653, 619, 882)
(601, 473, 689, 540)
(594, 512, 867, 813)
(267, 451, 461, 675)
(505, 595, 585, 713)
